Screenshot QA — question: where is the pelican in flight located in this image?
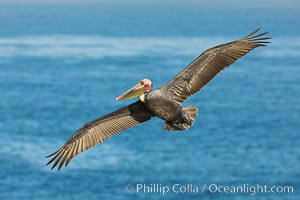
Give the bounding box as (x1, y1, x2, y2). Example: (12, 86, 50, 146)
(46, 28, 270, 170)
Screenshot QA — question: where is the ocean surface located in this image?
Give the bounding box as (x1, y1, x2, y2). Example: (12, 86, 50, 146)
(0, 4, 299, 200)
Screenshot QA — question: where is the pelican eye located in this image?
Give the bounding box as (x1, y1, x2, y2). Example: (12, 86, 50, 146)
(144, 83, 152, 91)
(140, 81, 144, 85)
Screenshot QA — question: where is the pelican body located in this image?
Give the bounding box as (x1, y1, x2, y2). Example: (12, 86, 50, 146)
(46, 28, 270, 170)
(116, 83, 197, 131)
(144, 90, 187, 127)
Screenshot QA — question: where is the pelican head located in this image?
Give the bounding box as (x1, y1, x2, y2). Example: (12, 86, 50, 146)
(116, 79, 152, 100)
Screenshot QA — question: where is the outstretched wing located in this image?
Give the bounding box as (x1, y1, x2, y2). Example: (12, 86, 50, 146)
(160, 28, 271, 104)
(46, 101, 153, 170)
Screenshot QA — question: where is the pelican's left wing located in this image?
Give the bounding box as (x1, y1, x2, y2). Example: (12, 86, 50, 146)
(46, 100, 153, 170)
(160, 28, 271, 104)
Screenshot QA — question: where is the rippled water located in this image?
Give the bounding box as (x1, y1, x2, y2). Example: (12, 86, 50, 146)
(0, 4, 299, 200)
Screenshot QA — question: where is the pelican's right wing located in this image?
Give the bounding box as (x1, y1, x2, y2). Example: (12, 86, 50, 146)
(160, 28, 270, 104)
(46, 101, 153, 170)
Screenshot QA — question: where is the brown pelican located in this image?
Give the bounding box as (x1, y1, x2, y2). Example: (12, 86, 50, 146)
(46, 28, 270, 170)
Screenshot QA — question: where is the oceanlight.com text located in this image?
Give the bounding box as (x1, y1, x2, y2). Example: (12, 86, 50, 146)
(124, 183, 294, 196)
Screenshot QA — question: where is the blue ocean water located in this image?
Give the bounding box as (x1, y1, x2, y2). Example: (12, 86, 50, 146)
(0, 4, 299, 200)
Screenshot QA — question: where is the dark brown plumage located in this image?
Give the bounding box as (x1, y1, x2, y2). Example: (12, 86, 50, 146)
(46, 28, 270, 170)
(46, 101, 152, 170)
(160, 28, 270, 104)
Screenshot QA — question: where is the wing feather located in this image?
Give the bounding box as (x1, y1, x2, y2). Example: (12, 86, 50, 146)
(46, 101, 153, 170)
(160, 28, 271, 104)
